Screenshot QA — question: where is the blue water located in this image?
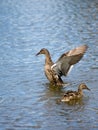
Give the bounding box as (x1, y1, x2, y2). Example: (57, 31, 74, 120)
(0, 0, 98, 130)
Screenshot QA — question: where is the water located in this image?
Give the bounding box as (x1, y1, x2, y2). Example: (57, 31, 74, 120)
(0, 0, 98, 129)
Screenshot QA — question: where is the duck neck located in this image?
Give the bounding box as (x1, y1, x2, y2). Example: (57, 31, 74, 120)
(78, 88, 83, 95)
(45, 51, 53, 65)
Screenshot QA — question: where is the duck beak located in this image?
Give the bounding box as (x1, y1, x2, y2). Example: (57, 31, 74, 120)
(36, 51, 40, 56)
(87, 87, 90, 91)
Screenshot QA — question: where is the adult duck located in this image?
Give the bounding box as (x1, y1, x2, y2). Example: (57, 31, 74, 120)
(61, 83, 90, 102)
(36, 45, 88, 86)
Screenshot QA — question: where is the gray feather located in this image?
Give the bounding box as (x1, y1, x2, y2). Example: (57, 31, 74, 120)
(52, 45, 88, 77)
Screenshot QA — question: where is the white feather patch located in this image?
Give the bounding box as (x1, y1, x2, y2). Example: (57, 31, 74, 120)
(51, 63, 57, 70)
(67, 65, 74, 75)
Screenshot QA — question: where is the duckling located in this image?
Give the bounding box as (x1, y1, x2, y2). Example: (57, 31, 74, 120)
(61, 83, 90, 102)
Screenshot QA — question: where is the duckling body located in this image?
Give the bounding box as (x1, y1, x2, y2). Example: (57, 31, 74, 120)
(36, 45, 88, 86)
(61, 83, 90, 102)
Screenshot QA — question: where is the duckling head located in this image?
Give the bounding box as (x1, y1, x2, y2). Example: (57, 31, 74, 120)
(78, 83, 90, 91)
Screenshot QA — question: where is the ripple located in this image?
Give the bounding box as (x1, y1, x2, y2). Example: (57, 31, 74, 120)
(0, 96, 5, 104)
(0, 0, 98, 129)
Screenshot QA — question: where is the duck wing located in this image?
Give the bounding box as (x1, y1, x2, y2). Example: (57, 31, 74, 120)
(51, 45, 88, 76)
(65, 90, 78, 95)
(64, 90, 79, 100)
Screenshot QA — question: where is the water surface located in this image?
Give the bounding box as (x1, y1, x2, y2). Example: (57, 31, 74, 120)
(0, 0, 98, 130)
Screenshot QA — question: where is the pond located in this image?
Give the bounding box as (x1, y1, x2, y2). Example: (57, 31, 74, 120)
(0, 0, 98, 130)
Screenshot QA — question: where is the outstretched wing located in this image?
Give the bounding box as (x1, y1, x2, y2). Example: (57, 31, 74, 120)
(51, 45, 88, 77)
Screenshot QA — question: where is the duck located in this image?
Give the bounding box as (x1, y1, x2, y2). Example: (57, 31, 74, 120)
(61, 83, 90, 102)
(36, 45, 88, 86)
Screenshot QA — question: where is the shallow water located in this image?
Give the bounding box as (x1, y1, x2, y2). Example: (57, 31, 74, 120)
(0, 0, 98, 130)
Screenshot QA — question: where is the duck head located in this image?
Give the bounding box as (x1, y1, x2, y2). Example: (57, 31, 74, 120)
(78, 83, 90, 91)
(36, 48, 49, 56)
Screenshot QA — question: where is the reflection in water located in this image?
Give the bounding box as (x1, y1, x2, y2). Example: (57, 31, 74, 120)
(0, 0, 98, 130)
